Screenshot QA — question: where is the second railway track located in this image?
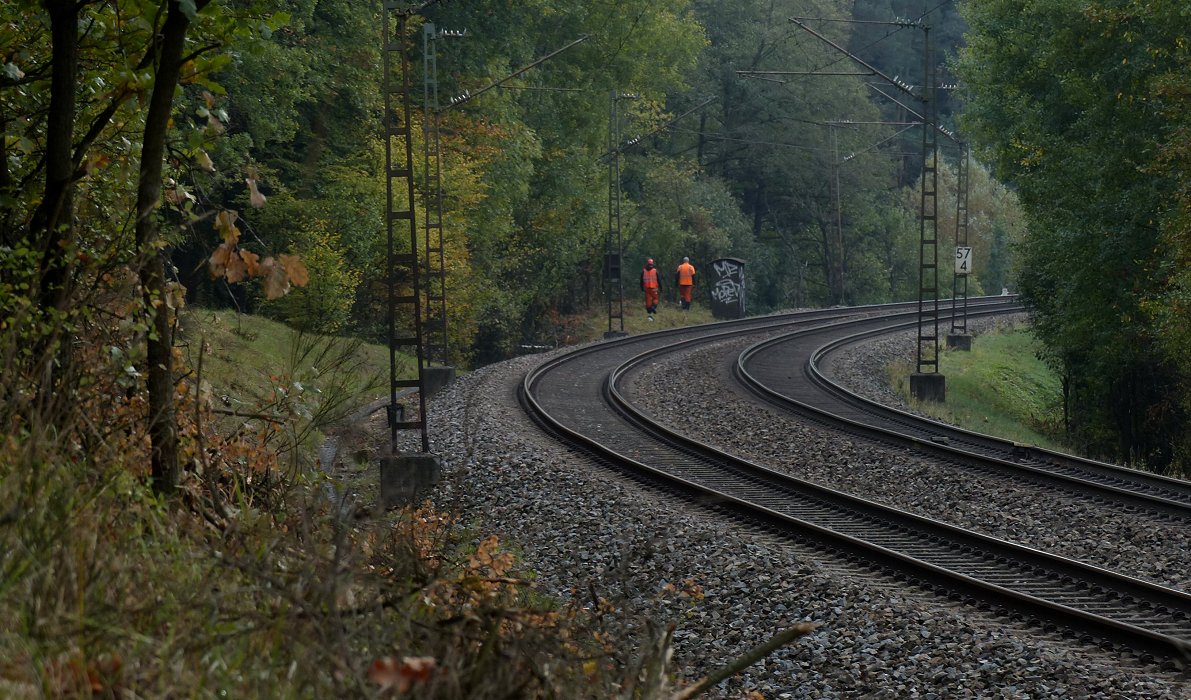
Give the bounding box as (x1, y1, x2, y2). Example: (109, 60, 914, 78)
(735, 311, 1191, 519)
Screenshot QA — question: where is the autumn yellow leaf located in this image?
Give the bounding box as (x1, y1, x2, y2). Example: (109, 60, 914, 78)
(214, 209, 239, 245)
(197, 150, 215, 172)
(83, 153, 110, 176)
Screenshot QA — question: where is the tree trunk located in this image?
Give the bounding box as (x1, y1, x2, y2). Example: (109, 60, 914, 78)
(137, 0, 203, 493)
(0, 113, 12, 242)
(750, 184, 764, 239)
(32, 0, 79, 311)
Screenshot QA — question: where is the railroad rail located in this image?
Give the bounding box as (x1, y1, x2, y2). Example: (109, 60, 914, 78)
(520, 299, 1191, 667)
(735, 311, 1191, 519)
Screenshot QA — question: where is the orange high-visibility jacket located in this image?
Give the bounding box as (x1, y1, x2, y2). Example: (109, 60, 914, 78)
(676, 262, 696, 286)
(641, 267, 660, 290)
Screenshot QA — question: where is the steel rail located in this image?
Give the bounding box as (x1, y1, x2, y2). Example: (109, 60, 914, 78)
(734, 313, 1191, 518)
(811, 326, 1191, 507)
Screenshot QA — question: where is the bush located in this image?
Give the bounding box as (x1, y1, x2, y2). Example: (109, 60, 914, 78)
(263, 227, 360, 334)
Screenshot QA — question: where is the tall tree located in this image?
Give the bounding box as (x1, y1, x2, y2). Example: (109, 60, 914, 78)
(683, 0, 901, 309)
(137, 0, 213, 492)
(956, 0, 1186, 469)
(30, 0, 79, 312)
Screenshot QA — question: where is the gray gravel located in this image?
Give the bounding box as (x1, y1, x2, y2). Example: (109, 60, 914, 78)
(370, 323, 1190, 698)
(628, 320, 1191, 595)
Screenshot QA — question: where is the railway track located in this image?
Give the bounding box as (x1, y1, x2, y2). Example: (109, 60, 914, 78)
(735, 311, 1191, 519)
(520, 299, 1191, 667)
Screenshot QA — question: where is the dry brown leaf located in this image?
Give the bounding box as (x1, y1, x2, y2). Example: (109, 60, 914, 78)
(368, 656, 437, 693)
(163, 281, 187, 311)
(246, 177, 266, 208)
(165, 185, 195, 206)
(225, 250, 247, 283)
(214, 209, 239, 245)
(239, 249, 260, 277)
(83, 153, 110, 176)
(208, 243, 233, 278)
(260, 257, 290, 299)
(279, 253, 309, 287)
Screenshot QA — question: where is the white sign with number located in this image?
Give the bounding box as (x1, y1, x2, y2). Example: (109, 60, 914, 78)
(955, 246, 973, 276)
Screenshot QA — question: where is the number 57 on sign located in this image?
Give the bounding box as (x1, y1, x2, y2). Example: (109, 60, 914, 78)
(955, 246, 973, 276)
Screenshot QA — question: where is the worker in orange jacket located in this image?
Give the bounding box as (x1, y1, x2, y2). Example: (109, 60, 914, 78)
(640, 258, 661, 321)
(675, 256, 696, 310)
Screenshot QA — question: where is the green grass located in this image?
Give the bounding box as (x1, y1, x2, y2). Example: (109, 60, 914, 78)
(578, 298, 719, 339)
(176, 307, 404, 418)
(891, 327, 1071, 452)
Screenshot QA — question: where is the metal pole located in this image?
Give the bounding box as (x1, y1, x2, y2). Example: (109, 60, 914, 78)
(422, 23, 450, 367)
(831, 125, 845, 305)
(383, 5, 398, 452)
(382, 8, 430, 451)
(604, 91, 634, 338)
(915, 26, 941, 379)
(613, 95, 625, 332)
(607, 90, 616, 334)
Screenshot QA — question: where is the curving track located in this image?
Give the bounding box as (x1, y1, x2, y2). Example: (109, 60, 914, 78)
(736, 312, 1191, 519)
(520, 298, 1191, 667)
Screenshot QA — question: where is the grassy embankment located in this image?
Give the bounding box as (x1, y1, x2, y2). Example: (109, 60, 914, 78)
(889, 326, 1069, 452)
(186, 299, 714, 443)
(3, 303, 714, 696)
(178, 307, 395, 415)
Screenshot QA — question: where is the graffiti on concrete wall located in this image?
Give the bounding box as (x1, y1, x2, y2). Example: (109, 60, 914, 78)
(709, 258, 745, 319)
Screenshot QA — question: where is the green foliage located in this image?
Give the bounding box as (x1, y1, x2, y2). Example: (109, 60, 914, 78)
(956, 0, 1190, 471)
(179, 307, 398, 409)
(470, 290, 528, 367)
(415, 0, 707, 362)
(892, 325, 1067, 450)
(845, 193, 919, 303)
(679, 1, 913, 309)
(261, 228, 360, 334)
(624, 157, 757, 276)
